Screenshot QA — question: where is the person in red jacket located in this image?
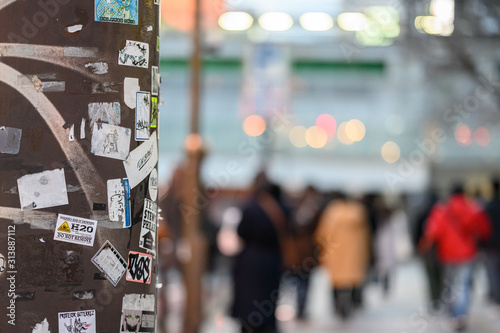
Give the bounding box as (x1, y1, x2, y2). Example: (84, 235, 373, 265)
(421, 185, 491, 331)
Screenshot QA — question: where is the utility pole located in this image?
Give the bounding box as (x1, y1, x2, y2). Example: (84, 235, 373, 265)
(180, 0, 207, 332)
(0, 1, 160, 332)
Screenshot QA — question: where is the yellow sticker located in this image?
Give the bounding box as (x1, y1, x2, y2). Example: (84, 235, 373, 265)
(57, 221, 71, 233)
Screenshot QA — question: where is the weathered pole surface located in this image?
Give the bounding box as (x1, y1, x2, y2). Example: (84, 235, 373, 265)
(0, 1, 160, 332)
(181, 0, 206, 332)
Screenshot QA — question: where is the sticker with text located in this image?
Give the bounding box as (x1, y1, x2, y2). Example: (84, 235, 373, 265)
(91, 241, 127, 287)
(126, 251, 152, 284)
(58, 309, 96, 333)
(139, 199, 157, 256)
(54, 214, 97, 247)
(120, 294, 155, 332)
(119, 40, 149, 68)
(107, 178, 132, 228)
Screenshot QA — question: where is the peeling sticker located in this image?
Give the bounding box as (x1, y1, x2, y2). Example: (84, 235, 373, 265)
(63, 47, 98, 58)
(53, 214, 97, 247)
(0, 126, 22, 154)
(148, 168, 158, 201)
(88, 102, 121, 129)
(40, 81, 66, 92)
(91, 123, 131, 161)
(32, 318, 51, 333)
(146, 25, 153, 31)
(150, 97, 158, 128)
(95, 0, 139, 25)
(139, 199, 157, 256)
(58, 310, 96, 333)
(120, 294, 155, 332)
(91, 82, 120, 94)
(72, 289, 96, 300)
(124, 77, 140, 109)
(123, 131, 158, 189)
(135, 92, 150, 141)
(85, 62, 108, 75)
(80, 118, 86, 139)
(151, 66, 159, 96)
(17, 168, 68, 211)
(68, 124, 75, 141)
(65, 24, 83, 33)
(107, 178, 131, 228)
(91, 240, 127, 287)
(39, 238, 45, 243)
(31, 75, 42, 91)
(126, 251, 152, 284)
(118, 40, 149, 68)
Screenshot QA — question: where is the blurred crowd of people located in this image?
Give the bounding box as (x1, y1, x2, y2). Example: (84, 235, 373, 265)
(157, 171, 500, 333)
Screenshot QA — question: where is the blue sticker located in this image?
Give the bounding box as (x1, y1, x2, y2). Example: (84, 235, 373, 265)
(95, 0, 139, 26)
(124, 178, 131, 228)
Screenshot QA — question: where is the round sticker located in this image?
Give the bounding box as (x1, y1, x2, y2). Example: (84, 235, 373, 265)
(148, 168, 158, 201)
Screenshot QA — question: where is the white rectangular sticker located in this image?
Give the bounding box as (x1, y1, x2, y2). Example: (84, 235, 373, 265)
(58, 310, 96, 333)
(120, 294, 155, 333)
(151, 66, 159, 96)
(88, 102, 121, 129)
(118, 40, 149, 68)
(0, 126, 22, 154)
(91, 240, 127, 287)
(135, 92, 150, 141)
(54, 214, 97, 247)
(123, 131, 158, 189)
(107, 178, 132, 228)
(91, 123, 131, 160)
(17, 168, 68, 211)
(139, 199, 157, 256)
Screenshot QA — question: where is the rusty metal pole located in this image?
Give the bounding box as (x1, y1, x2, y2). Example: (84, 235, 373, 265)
(0, 1, 160, 332)
(180, 0, 206, 332)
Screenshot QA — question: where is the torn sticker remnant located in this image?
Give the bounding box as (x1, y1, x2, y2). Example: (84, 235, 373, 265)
(88, 102, 121, 129)
(0, 126, 22, 154)
(120, 294, 155, 332)
(118, 40, 149, 68)
(135, 92, 150, 141)
(91, 123, 131, 160)
(17, 168, 68, 211)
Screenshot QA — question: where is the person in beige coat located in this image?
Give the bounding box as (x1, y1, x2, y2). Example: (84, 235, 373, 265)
(314, 194, 371, 319)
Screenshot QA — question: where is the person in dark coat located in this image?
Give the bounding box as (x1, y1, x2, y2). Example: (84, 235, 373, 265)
(232, 176, 289, 333)
(483, 179, 500, 306)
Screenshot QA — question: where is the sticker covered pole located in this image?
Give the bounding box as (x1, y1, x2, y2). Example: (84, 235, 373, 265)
(0, 1, 160, 332)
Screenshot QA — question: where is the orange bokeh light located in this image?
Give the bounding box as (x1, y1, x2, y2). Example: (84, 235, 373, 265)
(243, 115, 267, 137)
(161, 0, 223, 32)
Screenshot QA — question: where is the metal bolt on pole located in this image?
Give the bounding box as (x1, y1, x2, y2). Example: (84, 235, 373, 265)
(0, 0, 160, 331)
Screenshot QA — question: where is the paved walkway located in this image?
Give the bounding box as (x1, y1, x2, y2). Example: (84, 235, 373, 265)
(164, 259, 500, 333)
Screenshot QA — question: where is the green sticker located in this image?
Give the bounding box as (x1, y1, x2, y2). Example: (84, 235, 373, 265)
(151, 97, 158, 128)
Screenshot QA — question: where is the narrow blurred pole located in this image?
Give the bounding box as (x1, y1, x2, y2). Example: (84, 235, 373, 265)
(181, 0, 207, 332)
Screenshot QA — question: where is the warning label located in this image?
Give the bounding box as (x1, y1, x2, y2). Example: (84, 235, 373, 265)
(54, 214, 98, 247)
